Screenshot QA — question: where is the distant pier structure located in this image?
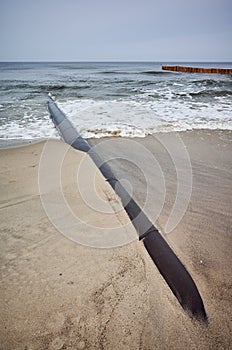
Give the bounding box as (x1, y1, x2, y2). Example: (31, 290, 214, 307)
(162, 65, 232, 74)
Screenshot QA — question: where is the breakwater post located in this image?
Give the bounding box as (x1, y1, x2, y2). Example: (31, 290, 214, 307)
(162, 65, 232, 74)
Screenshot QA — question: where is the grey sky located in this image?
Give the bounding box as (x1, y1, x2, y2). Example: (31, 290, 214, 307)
(0, 0, 231, 61)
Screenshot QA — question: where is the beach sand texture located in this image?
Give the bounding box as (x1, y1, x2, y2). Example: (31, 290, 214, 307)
(0, 130, 231, 349)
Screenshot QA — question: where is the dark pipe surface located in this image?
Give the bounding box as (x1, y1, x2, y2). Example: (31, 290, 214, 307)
(48, 100, 90, 152)
(143, 231, 207, 320)
(47, 97, 207, 321)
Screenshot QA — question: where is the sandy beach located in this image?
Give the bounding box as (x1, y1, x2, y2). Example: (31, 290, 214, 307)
(0, 129, 231, 349)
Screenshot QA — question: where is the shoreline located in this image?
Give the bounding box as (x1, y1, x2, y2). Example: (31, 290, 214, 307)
(0, 129, 231, 348)
(0, 128, 231, 149)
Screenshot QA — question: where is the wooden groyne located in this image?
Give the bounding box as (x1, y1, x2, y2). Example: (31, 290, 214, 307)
(162, 65, 232, 74)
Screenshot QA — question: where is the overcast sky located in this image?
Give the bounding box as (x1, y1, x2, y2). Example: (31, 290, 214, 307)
(0, 0, 231, 62)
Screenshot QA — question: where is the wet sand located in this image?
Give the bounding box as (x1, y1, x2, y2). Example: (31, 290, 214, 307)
(0, 130, 231, 349)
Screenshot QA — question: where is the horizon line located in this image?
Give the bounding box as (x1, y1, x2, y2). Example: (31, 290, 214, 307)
(0, 60, 232, 64)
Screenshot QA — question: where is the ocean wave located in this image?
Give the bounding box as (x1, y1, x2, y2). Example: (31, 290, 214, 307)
(0, 82, 92, 92)
(189, 90, 232, 98)
(142, 71, 177, 75)
(191, 78, 232, 88)
(98, 70, 176, 76)
(99, 71, 129, 75)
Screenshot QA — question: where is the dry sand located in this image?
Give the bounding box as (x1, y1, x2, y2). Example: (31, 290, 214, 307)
(0, 130, 231, 349)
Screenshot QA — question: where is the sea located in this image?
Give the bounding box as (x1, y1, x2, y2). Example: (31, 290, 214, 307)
(0, 61, 231, 143)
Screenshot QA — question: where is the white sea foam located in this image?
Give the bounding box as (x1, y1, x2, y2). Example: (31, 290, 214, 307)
(57, 97, 232, 138)
(0, 118, 59, 140)
(1, 96, 231, 141)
